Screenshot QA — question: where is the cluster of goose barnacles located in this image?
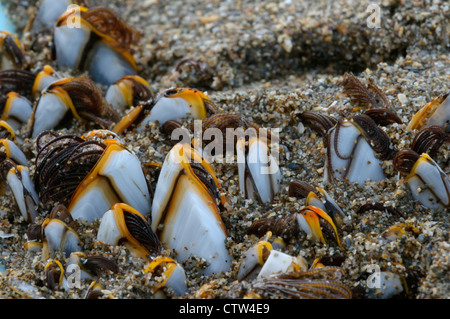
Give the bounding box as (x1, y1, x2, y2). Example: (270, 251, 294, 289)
(0, 1, 448, 299)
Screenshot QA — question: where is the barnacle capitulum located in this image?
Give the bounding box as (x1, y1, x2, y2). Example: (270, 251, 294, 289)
(237, 233, 305, 282)
(31, 65, 61, 99)
(0, 31, 25, 70)
(41, 206, 83, 258)
(97, 203, 162, 259)
(288, 180, 346, 228)
(68, 140, 152, 222)
(297, 206, 343, 248)
(54, 6, 140, 85)
(236, 232, 286, 281)
(32, 0, 85, 31)
(0, 137, 29, 166)
(151, 143, 230, 275)
(44, 259, 65, 290)
(0, 92, 33, 132)
(257, 250, 309, 279)
(105, 75, 153, 112)
(324, 116, 390, 184)
(112, 88, 217, 134)
(407, 91, 450, 132)
(33, 132, 151, 222)
(236, 134, 281, 204)
(144, 256, 187, 298)
(29, 76, 120, 138)
(393, 149, 449, 209)
(1, 159, 39, 222)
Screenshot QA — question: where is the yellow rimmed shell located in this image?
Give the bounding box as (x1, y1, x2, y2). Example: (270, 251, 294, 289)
(5, 164, 39, 222)
(29, 76, 120, 138)
(0, 92, 33, 132)
(31, 65, 61, 99)
(54, 6, 139, 85)
(404, 153, 449, 209)
(407, 91, 450, 131)
(144, 256, 187, 298)
(296, 206, 343, 249)
(68, 140, 152, 222)
(96, 203, 161, 259)
(112, 88, 215, 134)
(105, 75, 153, 112)
(0, 31, 25, 70)
(151, 143, 230, 275)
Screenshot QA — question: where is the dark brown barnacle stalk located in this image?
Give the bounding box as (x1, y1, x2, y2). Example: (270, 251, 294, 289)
(340, 72, 391, 110)
(410, 126, 450, 158)
(250, 266, 352, 299)
(393, 149, 450, 209)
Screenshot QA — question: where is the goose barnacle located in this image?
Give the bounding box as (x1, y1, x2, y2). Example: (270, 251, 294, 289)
(28, 76, 120, 138)
(0, 92, 33, 132)
(300, 111, 394, 184)
(393, 149, 449, 209)
(197, 112, 281, 204)
(96, 203, 162, 259)
(105, 75, 153, 113)
(33, 131, 151, 222)
(150, 143, 231, 275)
(0, 31, 25, 70)
(54, 6, 140, 85)
(407, 91, 450, 132)
(144, 256, 187, 298)
(112, 87, 218, 134)
(26, 205, 83, 258)
(0, 159, 38, 222)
